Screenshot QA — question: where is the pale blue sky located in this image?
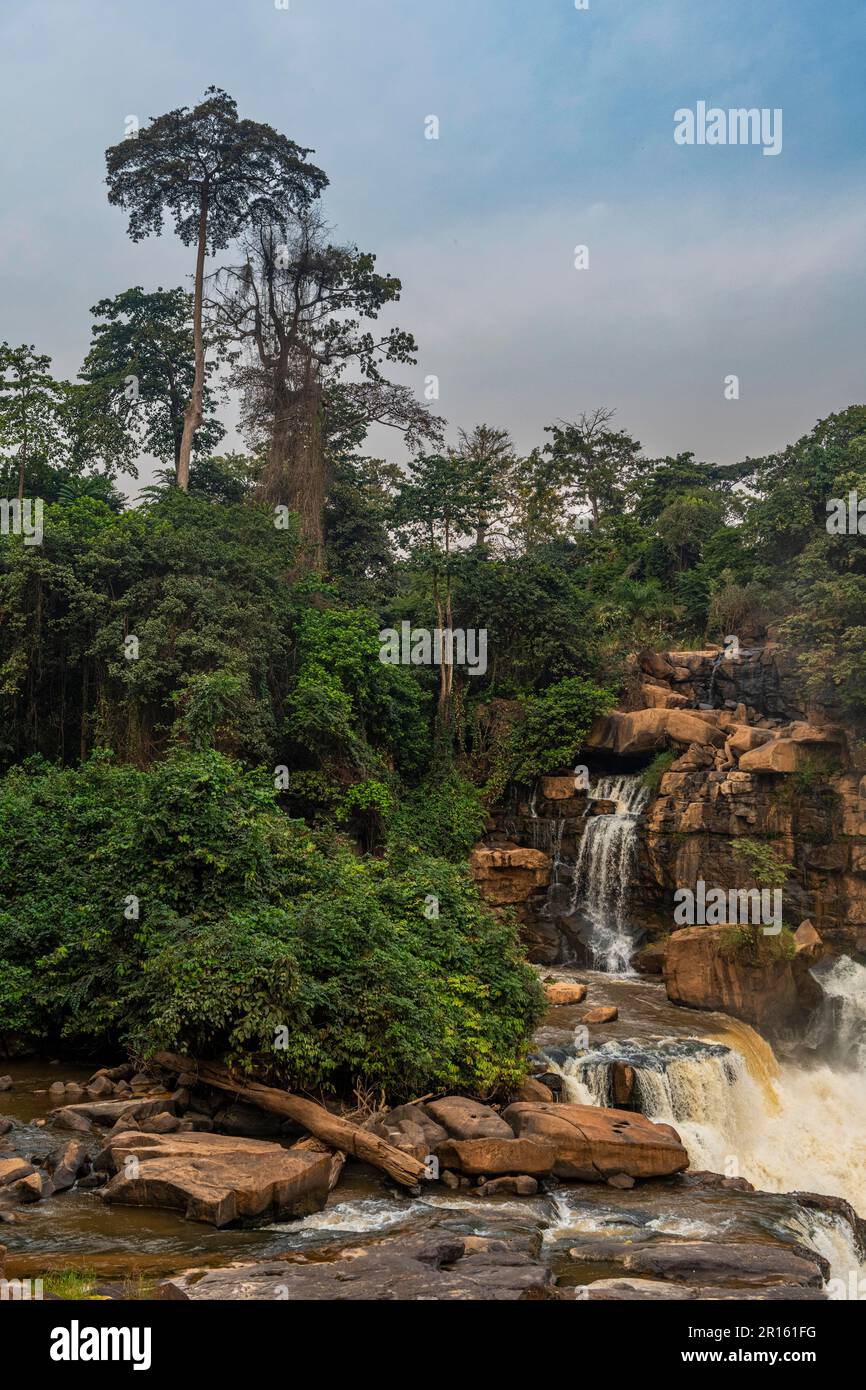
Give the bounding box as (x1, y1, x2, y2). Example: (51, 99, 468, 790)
(1, 0, 864, 490)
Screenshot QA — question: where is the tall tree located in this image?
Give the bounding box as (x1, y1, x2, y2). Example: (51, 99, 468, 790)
(80, 286, 223, 470)
(207, 206, 433, 559)
(454, 423, 515, 550)
(105, 87, 327, 488)
(545, 407, 642, 527)
(391, 452, 476, 723)
(0, 343, 66, 501)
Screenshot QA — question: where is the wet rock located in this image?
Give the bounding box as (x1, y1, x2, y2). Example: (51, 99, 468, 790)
(664, 926, 806, 1032)
(47, 1139, 89, 1193)
(0, 1078, 11, 1093)
(543, 982, 587, 1007)
(571, 1278, 825, 1301)
(502, 1102, 689, 1181)
(155, 1234, 555, 1301)
(611, 1063, 635, 1106)
(101, 1130, 332, 1227)
(582, 1006, 618, 1024)
(425, 1097, 513, 1141)
(7, 1172, 42, 1203)
(606, 1173, 635, 1190)
(49, 1097, 173, 1128)
(476, 1175, 539, 1197)
(514, 1078, 555, 1104)
(0, 1118, 13, 1136)
(0, 1157, 36, 1187)
(570, 1239, 827, 1288)
(437, 1136, 556, 1177)
(48, 1082, 66, 1097)
(85, 1075, 114, 1098)
(140, 1113, 181, 1134)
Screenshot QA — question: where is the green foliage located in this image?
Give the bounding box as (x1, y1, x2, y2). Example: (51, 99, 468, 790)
(641, 749, 678, 794)
(718, 925, 797, 966)
(387, 768, 488, 862)
(508, 677, 616, 785)
(0, 750, 543, 1096)
(728, 838, 794, 889)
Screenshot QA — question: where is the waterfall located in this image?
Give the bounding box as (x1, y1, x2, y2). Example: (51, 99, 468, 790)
(804, 955, 866, 1068)
(569, 775, 649, 973)
(544, 1022, 866, 1216)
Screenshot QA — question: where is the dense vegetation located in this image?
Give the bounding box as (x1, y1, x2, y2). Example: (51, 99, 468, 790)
(2, 87, 866, 1091)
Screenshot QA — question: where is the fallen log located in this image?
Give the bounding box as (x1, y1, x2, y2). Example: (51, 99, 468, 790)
(153, 1053, 429, 1190)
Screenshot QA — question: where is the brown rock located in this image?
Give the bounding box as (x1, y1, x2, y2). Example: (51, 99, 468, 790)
(436, 1136, 556, 1177)
(425, 1097, 513, 1141)
(613, 709, 726, 759)
(502, 1102, 688, 1181)
(8, 1172, 42, 1203)
(48, 1139, 89, 1192)
(664, 926, 803, 1031)
(102, 1131, 332, 1227)
(738, 738, 809, 774)
(582, 1006, 618, 1024)
(476, 1175, 538, 1196)
(0, 1157, 36, 1187)
(514, 1078, 555, 1104)
(469, 845, 551, 906)
(611, 1063, 635, 1106)
(540, 775, 582, 800)
(794, 920, 823, 960)
(543, 982, 587, 1006)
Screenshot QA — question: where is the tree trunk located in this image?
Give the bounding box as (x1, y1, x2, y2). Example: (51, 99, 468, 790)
(153, 1052, 430, 1190)
(260, 357, 325, 566)
(177, 191, 209, 490)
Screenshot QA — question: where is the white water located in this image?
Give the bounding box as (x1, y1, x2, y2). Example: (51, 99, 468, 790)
(569, 775, 649, 972)
(805, 955, 866, 1068)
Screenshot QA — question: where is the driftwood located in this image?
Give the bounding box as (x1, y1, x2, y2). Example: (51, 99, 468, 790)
(154, 1052, 429, 1190)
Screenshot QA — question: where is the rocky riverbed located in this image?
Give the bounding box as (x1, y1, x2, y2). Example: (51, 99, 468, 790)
(2, 969, 864, 1301)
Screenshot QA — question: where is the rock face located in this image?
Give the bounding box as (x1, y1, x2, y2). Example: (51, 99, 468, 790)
(502, 1103, 689, 1180)
(570, 1240, 826, 1289)
(437, 1136, 557, 1177)
(663, 926, 816, 1032)
(156, 1234, 556, 1301)
(100, 1130, 332, 1227)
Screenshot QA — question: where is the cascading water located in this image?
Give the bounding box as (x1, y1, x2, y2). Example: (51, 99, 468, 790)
(803, 955, 866, 1068)
(569, 775, 649, 973)
(544, 1016, 866, 1217)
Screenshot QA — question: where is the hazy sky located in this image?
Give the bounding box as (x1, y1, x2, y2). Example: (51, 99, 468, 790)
(1, 0, 864, 494)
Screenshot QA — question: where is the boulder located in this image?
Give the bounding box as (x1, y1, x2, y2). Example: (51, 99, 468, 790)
(540, 775, 582, 800)
(726, 725, 774, 758)
(47, 1139, 89, 1193)
(738, 738, 809, 774)
(502, 1102, 688, 1180)
(436, 1137, 557, 1177)
(0, 1157, 36, 1187)
(794, 920, 823, 961)
(370, 1103, 449, 1161)
(101, 1131, 332, 1227)
(0, 1078, 11, 1093)
(513, 1077, 555, 1104)
(582, 1006, 618, 1024)
(425, 1097, 513, 1141)
(664, 926, 805, 1031)
(48, 1097, 173, 1128)
(7, 1172, 42, 1203)
(476, 1175, 538, 1196)
(611, 709, 726, 759)
(543, 982, 587, 1007)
